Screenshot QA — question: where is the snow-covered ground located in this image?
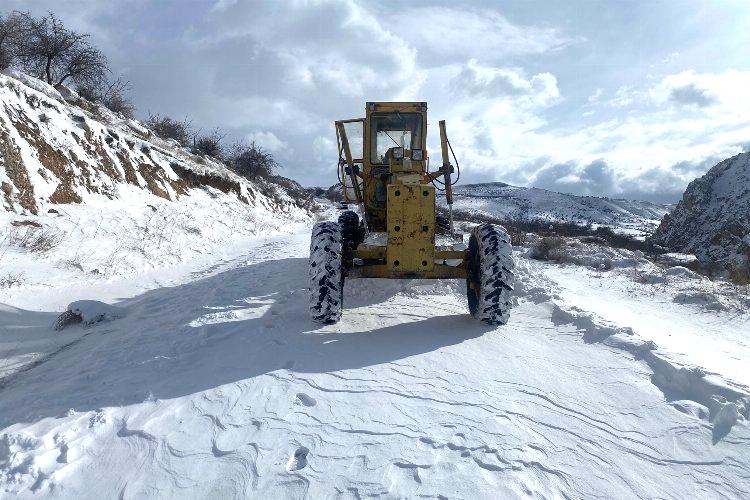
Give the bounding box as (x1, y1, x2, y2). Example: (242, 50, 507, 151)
(545, 261, 750, 388)
(0, 187, 309, 312)
(2, 220, 749, 498)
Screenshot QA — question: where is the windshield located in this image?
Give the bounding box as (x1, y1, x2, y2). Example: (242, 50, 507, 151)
(370, 112, 423, 164)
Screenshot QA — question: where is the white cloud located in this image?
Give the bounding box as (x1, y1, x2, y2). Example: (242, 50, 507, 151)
(247, 131, 287, 153)
(450, 60, 560, 106)
(608, 86, 639, 108)
(587, 88, 603, 104)
(423, 67, 750, 202)
(312, 136, 336, 163)
(398, 6, 582, 63)
(650, 70, 750, 113)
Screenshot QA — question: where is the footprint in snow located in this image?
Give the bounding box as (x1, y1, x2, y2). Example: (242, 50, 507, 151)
(295, 393, 316, 407)
(286, 446, 309, 471)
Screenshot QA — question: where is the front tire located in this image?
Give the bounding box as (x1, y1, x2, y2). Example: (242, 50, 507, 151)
(466, 223, 515, 324)
(309, 221, 344, 324)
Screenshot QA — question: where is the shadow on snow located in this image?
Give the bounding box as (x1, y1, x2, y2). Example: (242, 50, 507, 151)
(0, 257, 492, 427)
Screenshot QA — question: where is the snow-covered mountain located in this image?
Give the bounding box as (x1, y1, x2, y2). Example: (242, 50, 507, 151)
(651, 152, 750, 272)
(448, 182, 671, 237)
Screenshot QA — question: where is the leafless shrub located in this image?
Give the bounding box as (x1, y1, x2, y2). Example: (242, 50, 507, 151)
(192, 128, 226, 159)
(0, 272, 24, 288)
(507, 225, 528, 246)
(59, 255, 84, 271)
(10, 226, 63, 253)
(145, 113, 192, 146)
(227, 141, 277, 179)
(727, 262, 750, 286)
(529, 236, 568, 262)
(53, 309, 82, 331)
(77, 77, 134, 118)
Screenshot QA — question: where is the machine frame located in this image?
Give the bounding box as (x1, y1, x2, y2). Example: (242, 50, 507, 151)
(334, 102, 465, 279)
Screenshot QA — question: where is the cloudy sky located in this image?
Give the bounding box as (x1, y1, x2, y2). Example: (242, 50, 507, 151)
(9, 0, 750, 202)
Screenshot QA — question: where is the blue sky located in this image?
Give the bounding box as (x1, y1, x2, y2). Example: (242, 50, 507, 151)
(8, 0, 750, 202)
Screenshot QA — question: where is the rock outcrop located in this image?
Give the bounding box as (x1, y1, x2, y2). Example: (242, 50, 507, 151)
(651, 153, 750, 277)
(0, 71, 300, 216)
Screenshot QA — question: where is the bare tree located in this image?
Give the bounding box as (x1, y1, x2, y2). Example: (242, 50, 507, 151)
(145, 113, 193, 146)
(0, 11, 26, 69)
(13, 12, 108, 87)
(228, 141, 278, 179)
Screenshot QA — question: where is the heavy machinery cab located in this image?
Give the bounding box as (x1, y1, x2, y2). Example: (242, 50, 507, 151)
(334, 102, 463, 278)
(336, 102, 447, 233)
(368, 104, 426, 166)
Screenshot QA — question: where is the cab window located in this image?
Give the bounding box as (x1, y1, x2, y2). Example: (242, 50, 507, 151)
(370, 112, 423, 164)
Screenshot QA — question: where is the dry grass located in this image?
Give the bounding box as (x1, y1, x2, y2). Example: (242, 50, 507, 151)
(727, 263, 750, 286)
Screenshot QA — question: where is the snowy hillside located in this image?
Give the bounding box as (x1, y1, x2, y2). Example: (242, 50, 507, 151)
(0, 71, 311, 302)
(448, 182, 671, 237)
(651, 152, 750, 273)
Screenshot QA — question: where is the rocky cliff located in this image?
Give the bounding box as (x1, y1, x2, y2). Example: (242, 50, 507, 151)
(651, 152, 750, 276)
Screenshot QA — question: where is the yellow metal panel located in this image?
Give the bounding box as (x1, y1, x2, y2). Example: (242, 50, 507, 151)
(359, 102, 429, 232)
(387, 184, 435, 272)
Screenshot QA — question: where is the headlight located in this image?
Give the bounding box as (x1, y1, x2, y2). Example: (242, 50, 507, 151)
(392, 147, 404, 159)
(411, 149, 423, 160)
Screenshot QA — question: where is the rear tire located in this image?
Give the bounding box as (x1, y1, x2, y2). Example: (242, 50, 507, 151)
(466, 223, 515, 324)
(436, 214, 451, 235)
(338, 210, 361, 251)
(309, 221, 344, 324)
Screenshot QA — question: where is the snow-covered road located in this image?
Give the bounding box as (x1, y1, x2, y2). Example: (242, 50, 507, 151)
(1, 231, 749, 498)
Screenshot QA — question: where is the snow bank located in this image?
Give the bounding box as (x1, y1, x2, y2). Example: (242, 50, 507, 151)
(0, 70, 306, 217)
(550, 303, 749, 434)
(0, 69, 64, 103)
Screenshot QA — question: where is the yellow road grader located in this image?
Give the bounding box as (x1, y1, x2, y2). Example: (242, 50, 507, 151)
(308, 102, 515, 325)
